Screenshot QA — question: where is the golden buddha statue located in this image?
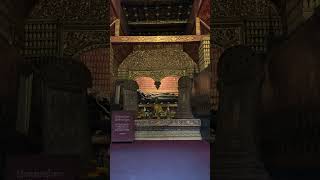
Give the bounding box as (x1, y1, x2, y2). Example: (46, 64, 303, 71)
(153, 98, 164, 119)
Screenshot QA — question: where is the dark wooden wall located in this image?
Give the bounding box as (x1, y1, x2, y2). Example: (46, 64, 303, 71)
(260, 9, 320, 170)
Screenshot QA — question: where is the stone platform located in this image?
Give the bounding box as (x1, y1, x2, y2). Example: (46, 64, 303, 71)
(134, 119, 202, 140)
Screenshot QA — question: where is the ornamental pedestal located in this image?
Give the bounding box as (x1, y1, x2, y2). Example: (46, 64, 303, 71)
(213, 46, 271, 180)
(134, 119, 201, 140)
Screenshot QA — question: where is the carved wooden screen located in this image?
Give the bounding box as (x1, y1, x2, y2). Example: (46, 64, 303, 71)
(24, 20, 60, 60)
(245, 18, 283, 52)
(118, 44, 196, 81)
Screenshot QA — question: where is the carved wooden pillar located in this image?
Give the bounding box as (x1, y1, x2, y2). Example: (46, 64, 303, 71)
(175, 76, 194, 119)
(121, 80, 139, 112)
(115, 19, 121, 36)
(212, 46, 271, 180)
(196, 17, 201, 35)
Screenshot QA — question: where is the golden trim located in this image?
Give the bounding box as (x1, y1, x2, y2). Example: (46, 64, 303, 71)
(115, 19, 120, 36)
(196, 17, 201, 35)
(111, 35, 208, 43)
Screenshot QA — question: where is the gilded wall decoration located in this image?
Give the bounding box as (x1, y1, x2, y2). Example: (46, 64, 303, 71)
(23, 20, 60, 59)
(63, 31, 108, 57)
(212, 27, 242, 48)
(212, 0, 280, 18)
(240, 0, 280, 17)
(30, 0, 108, 24)
(209, 0, 283, 112)
(118, 44, 196, 81)
(120, 45, 196, 71)
(26, 0, 109, 58)
(210, 0, 282, 51)
(212, 0, 240, 17)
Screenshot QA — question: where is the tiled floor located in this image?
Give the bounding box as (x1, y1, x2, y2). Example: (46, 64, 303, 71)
(110, 141, 210, 180)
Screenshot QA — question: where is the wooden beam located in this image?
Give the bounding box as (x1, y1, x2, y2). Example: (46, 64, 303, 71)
(115, 19, 121, 36)
(200, 18, 210, 32)
(196, 17, 201, 35)
(186, 0, 203, 34)
(111, 35, 207, 43)
(110, 19, 117, 27)
(128, 20, 188, 25)
(111, 0, 128, 35)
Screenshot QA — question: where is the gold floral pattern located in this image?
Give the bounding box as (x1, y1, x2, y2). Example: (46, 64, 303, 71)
(212, 0, 280, 18)
(118, 44, 196, 81)
(63, 31, 107, 57)
(212, 27, 242, 48)
(30, 0, 108, 24)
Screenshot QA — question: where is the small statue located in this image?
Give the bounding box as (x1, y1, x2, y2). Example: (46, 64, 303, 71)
(138, 107, 147, 119)
(166, 105, 171, 119)
(153, 98, 164, 119)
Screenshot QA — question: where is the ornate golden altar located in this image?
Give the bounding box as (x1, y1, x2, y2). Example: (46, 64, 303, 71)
(137, 103, 177, 119)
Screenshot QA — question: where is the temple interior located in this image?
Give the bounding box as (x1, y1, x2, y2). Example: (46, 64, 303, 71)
(1, 0, 320, 180)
